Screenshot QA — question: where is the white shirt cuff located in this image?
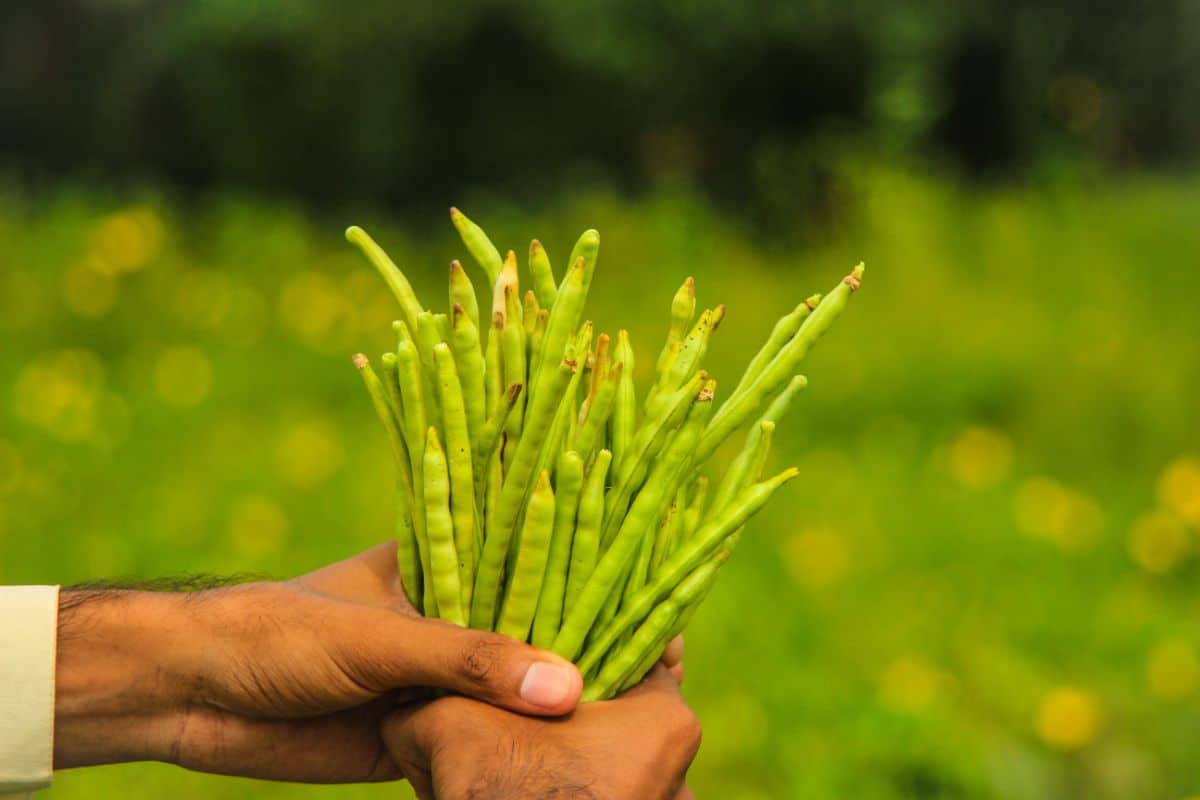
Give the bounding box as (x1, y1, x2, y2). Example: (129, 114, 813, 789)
(0, 586, 59, 794)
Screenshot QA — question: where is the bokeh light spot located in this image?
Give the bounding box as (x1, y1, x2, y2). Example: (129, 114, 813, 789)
(13, 349, 106, 442)
(228, 495, 290, 558)
(89, 207, 165, 274)
(1146, 640, 1199, 700)
(1013, 476, 1103, 551)
(878, 657, 940, 712)
(275, 419, 344, 488)
(784, 527, 850, 588)
(62, 263, 119, 318)
(947, 425, 1013, 488)
(1158, 456, 1200, 527)
(154, 346, 213, 408)
(1127, 510, 1189, 574)
(1036, 687, 1101, 750)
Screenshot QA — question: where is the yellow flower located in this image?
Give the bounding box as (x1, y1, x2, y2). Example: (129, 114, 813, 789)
(1158, 456, 1200, 527)
(1147, 639, 1199, 700)
(1036, 687, 1101, 750)
(1127, 510, 1189, 574)
(947, 425, 1013, 488)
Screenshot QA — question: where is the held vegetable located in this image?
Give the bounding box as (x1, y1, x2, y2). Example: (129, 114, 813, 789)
(346, 213, 864, 699)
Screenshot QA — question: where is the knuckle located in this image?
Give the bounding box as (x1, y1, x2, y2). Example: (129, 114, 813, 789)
(457, 632, 511, 686)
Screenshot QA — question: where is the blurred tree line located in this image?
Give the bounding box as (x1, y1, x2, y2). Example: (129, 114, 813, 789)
(2, 0, 1197, 215)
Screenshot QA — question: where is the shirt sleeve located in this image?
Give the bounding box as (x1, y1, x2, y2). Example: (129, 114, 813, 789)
(0, 586, 59, 795)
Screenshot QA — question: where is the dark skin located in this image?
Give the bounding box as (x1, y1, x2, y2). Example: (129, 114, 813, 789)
(54, 542, 696, 796)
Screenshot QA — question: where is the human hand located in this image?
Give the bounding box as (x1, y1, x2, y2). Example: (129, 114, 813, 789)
(385, 665, 701, 800)
(53, 542, 582, 782)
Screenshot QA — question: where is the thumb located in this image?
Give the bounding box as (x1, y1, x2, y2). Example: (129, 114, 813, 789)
(371, 615, 582, 716)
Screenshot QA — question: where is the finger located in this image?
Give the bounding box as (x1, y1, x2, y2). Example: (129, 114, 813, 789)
(382, 703, 438, 798)
(365, 615, 583, 716)
(661, 635, 684, 669)
(295, 541, 407, 609)
(620, 663, 683, 701)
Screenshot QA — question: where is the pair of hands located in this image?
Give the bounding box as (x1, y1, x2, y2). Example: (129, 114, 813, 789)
(54, 542, 699, 799)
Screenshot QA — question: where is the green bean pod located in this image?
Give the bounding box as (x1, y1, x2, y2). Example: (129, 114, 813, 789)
(523, 290, 541, 337)
(473, 381, 523, 482)
(650, 501, 679, 576)
(613, 549, 729, 696)
(484, 312, 503, 417)
(496, 470, 557, 642)
(699, 264, 863, 463)
(654, 276, 696, 379)
(529, 257, 587, 408)
(567, 448, 611, 610)
(352, 354, 421, 607)
(379, 352, 405, 434)
(470, 358, 576, 630)
(579, 333, 610, 425)
(450, 304, 486, 443)
(415, 311, 445, 432)
(553, 385, 713, 661)
(572, 361, 620, 462)
(529, 308, 549, 374)
(646, 305, 723, 416)
(529, 239, 558, 309)
(601, 371, 707, 550)
(566, 228, 600, 296)
(433, 343, 477, 609)
(393, 339, 437, 615)
(345, 226, 423, 337)
(609, 329, 637, 468)
(623, 522, 656, 606)
(577, 467, 799, 672)
(729, 295, 819, 400)
(680, 474, 709, 543)
(449, 207, 503, 286)
(448, 260, 480, 331)
(582, 601, 677, 702)
(710, 395, 789, 517)
(499, 288, 527, 466)
(423, 427, 466, 626)
(531, 451, 585, 647)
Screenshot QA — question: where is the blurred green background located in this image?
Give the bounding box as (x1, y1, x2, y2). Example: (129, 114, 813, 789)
(2, 2, 1199, 799)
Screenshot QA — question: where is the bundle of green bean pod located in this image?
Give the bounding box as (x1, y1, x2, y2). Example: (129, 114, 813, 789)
(348, 209, 864, 700)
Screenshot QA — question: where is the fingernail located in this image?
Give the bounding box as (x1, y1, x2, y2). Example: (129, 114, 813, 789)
(520, 662, 576, 709)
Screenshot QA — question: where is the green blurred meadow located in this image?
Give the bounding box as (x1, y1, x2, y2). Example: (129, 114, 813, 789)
(2, 164, 1199, 798)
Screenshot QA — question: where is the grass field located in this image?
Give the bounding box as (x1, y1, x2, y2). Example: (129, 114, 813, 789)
(2, 166, 1199, 799)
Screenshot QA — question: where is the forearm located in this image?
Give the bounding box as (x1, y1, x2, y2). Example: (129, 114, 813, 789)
(54, 591, 201, 769)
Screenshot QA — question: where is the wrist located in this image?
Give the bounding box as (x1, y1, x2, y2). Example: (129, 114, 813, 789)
(54, 590, 204, 768)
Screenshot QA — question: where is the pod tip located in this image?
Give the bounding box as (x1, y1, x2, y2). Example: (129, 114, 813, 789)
(791, 374, 809, 390)
(506, 382, 524, 400)
(449, 206, 462, 220)
(845, 262, 865, 290)
(351, 353, 369, 370)
(760, 419, 776, 433)
(344, 225, 365, 243)
(530, 238, 543, 253)
(684, 276, 696, 293)
(449, 259, 463, 274)
(804, 293, 822, 311)
(381, 352, 397, 366)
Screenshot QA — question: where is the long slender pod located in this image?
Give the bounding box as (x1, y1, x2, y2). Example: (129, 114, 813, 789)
(415, 312, 445, 433)
(567, 449, 611, 609)
(654, 277, 697, 381)
(729, 295, 820, 399)
(471, 358, 576, 630)
(573, 362, 621, 462)
(448, 260, 480, 330)
(449, 207, 503, 286)
(473, 382, 523, 484)
(529, 258, 588, 409)
(584, 551, 728, 701)
(433, 343, 477, 609)
(650, 501, 680, 577)
(496, 470, 558, 641)
(483, 312, 503, 417)
(577, 468, 799, 673)
(578, 333, 610, 426)
(345, 226, 423, 336)
(393, 337, 436, 615)
(709, 372, 805, 512)
(609, 330, 636, 468)
(553, 385, 713, 660)
(566, 229, 600, 296)
(531, 451, 585, 647)
(529, 239, 558, 309)
(499, 288, 526, 467)
(680, 475, 709, 543)
(646, 306, 724, 416)
(699, 264, 863, 462)
(423, 427, 466, 626)
(379, 353, 405, 432)
(352, 354, 420, 607)
(450, 303, 486, 442)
